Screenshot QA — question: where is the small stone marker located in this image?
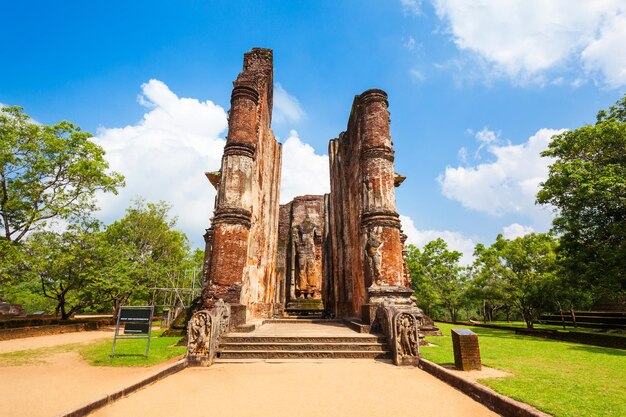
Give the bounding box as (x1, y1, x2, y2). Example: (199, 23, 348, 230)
(451, 329, 481, 371)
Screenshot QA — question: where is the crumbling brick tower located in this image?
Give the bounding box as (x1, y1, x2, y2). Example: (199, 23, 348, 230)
(327, 89, 413, 319)
(202, 48, 282, 320)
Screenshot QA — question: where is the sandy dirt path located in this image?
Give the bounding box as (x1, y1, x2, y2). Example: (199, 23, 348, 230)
(92, 360, 499, 417)
(0, 329, 116, 354)
(0, 351, 182, 417)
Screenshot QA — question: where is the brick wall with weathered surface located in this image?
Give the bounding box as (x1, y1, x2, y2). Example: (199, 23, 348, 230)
(276, 195, 326, 312)
(275, 202, 292, 313)
(202, 48, 281, 319)
(327, 89, 409, 318)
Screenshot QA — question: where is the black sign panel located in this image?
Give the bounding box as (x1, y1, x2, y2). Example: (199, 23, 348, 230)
(119, 307, 152, 322)
(124, 322, 150, 335)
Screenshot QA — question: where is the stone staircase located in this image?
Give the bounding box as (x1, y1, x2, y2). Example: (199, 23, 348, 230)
(215, 319, 390, 361)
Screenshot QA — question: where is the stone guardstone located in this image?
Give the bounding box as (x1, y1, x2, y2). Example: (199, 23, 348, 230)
(451, 329, 482, 371)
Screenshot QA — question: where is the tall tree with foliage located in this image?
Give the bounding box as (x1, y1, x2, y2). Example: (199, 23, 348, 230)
(23, 223, 103, 319)
(468, 244, 514, 323)
(100, 199, 190, 312)
(473, 233, 558, 328)
(0, 106, 124, 243)
(408, 239, 467, 322)
(537, 95, 626, 301)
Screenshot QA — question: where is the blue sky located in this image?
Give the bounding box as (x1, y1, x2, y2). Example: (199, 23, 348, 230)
(2, 1, 625, 261)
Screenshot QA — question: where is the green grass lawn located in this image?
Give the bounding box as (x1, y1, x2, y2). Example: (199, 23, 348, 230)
(422, 322, 626, 417)
(475, 320, 626, 337)
(80, 329, 186, 367)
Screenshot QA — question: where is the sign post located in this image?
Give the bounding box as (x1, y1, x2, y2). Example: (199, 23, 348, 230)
(111, 306, 154, 358)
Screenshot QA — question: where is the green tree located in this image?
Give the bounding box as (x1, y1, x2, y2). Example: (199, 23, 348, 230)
(100, 199, 190, 313)
(473, 233, 558, 328)
(467, 246, 514, 323)
(23, 223, 103, 319)
(0, 106, 124, 243)
(408, 239, 467, 322)
(537, 95, 626, 301)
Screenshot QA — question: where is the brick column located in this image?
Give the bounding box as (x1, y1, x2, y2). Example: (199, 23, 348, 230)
(359, 89, 404, 288)
(202, 85, 258, 308)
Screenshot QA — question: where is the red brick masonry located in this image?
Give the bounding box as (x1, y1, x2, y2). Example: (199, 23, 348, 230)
(452, 328, 482, 371)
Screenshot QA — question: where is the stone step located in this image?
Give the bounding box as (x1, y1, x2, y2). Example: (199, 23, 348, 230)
(263, 318, 341, 324)
(220, 342, 387, 351)
(222, 335, 386, 344)
(212, 358, 395, 364)
(217, 350, 390, 360)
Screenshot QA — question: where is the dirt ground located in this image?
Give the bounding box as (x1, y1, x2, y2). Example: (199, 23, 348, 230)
(0, 330, 181, 417)
(91, 361, 500, 417)
(0, 327, 506, 417)
(0, 328, 115, 354)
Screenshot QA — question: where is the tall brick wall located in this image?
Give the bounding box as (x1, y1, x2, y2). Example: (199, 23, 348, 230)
(202, 48, 282, 319)
(327, 89, 409, 318)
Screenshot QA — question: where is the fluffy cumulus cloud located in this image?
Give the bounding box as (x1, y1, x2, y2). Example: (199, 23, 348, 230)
(581, 11, 626, 87)
(93, 80, 228, 246)
(273, 83, 305, 124)
(279, 130, 330, 203)
(432, 0, 626, 86)
(502, 223, 535, 240)
(438, 128, 563, 229)
(400, 215, 476, 265)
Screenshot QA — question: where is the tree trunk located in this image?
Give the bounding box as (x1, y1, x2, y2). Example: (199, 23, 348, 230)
(522, 307, 534, 329)
(569, 302, 577, 328)
(557, 301, 566, 330)
(59, 300, 70, 320)
(482, 300, 487, 323)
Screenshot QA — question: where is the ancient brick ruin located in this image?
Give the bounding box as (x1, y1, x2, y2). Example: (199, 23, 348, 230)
(201, 48, 281, 320)
(201, 49, 437, 345)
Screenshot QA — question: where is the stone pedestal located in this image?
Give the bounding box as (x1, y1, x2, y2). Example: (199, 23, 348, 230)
(361, 304, 378, 325)
(229, 304, 247, 330)
(452, 329, 482, 371)
(285, 299, 324, 315)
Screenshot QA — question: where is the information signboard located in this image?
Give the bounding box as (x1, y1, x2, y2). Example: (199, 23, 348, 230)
(111, 306, 154, 358)
(119, 308, 152, 323)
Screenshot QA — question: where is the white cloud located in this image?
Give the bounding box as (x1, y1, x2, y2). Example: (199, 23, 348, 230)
(93, 79, 228, 247)
(273, 83, 305, 124)
(475, 127, 498, 146)
(581, 12, 626, 87)
(438, 128, 563, 229)
(410, 68, 426, 82)
(401, 0, 422, 16)
(457, 147, 468, 164)
(472, 127, 501, 159)
(432, 0, 626, 87)
(401, 215, 476, 265)
(502, 223, 534, 240)
(279, 130, 330, 203)
(404, 36, 417, 50)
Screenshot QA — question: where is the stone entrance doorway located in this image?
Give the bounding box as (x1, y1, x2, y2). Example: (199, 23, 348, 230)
(277, 195, 327, 317)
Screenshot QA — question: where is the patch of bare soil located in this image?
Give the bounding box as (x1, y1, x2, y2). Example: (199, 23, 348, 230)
(439, 364, 513, 381)
(0, 329, 115, 354)
(91, 361, 500, 417)
(0, 348, 180, 417)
